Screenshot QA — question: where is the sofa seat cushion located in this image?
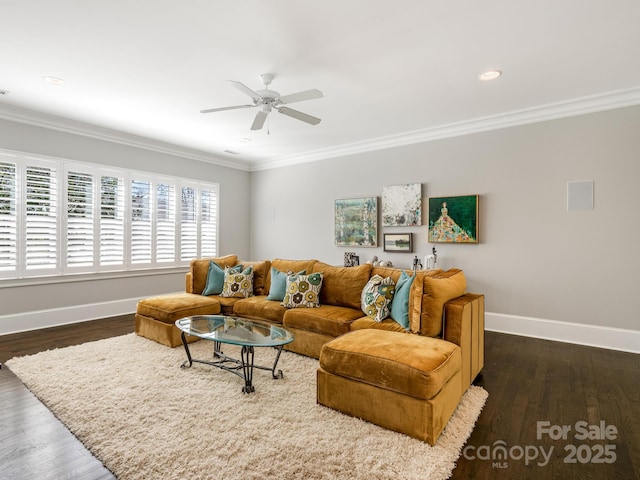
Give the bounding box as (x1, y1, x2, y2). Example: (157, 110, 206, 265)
(283, 305, 364, 338)
(350, 317, 408, 333)
(205, 296, 241, 316)
(136, 293, 221, 324)
(319, 329, 461, 400)
(233, 296, 286, 324)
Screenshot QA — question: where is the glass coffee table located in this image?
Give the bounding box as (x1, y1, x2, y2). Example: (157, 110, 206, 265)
(175, 315, 294, 394)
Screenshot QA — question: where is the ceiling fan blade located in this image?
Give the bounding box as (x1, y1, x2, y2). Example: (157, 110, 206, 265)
(200, 104, 254, 114)
(277, 106, 321, 125)
(278, 89, 323, 105)
(251, 110, 268, 130)
(227, 80, 262, 102)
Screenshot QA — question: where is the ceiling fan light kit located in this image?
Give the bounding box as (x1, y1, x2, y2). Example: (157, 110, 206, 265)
(201, 73, 323, 131)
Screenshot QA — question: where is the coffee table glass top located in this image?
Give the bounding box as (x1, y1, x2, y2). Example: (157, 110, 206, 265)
(175, 315, 294, 348)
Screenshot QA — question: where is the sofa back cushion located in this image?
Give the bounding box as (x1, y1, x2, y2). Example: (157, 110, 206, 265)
(412, 269, 467, 337)
(238, 259, 271, 296)
(267, 259, 318, 293)
(312, 262, 372, 309)
(190, 254, 238, 294)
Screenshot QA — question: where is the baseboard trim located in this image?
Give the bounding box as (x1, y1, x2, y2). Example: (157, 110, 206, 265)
(486, 312, 640, 354)
(0, 297, 146, 336)
(3, 303, 639, 354)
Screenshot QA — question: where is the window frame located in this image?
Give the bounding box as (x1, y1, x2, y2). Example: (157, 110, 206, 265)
(0, 149, 219, 282)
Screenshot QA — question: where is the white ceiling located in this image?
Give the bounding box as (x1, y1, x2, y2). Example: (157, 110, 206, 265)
(2, 0, 640, 171)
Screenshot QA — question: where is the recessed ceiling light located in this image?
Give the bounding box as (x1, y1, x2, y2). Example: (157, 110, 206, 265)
(43, 76, 65, 86)
(239, 137, 252, 143)
(479, 70, 502, 81)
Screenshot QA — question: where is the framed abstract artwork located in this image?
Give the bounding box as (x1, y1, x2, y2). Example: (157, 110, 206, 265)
(334, 197, 378, 247)
(382, 183, 422, 226)
(383, 233, 412, 253)
(428, 195, 479, 243)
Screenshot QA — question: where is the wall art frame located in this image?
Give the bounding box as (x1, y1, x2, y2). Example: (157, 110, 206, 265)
(382, 183, 422, 227)
(383, 233, 413, 252)
(428, 194, 479, 243)
(334, 197, 378, 247)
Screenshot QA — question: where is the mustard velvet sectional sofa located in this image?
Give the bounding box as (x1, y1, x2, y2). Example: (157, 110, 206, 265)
(135, 254, 485, 444)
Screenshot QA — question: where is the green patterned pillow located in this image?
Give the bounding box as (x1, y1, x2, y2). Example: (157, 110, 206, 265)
(361, 274, 396, 321)
(221, 265, 254, 298)
(281, 272, 323, 308)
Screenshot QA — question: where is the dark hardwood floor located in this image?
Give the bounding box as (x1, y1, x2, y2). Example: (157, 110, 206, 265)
(1, 316, 639, 479)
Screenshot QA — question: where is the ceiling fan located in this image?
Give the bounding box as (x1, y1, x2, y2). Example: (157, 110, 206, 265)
(200, 73, 323, 131)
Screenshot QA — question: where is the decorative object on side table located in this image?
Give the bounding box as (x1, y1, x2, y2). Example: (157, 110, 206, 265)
(383, 233, 412, 252)
(382, 183, 422, 226)
(343, 252, 359, 267)
(334, 197, 378, 247)
(428, 195, 479, 243)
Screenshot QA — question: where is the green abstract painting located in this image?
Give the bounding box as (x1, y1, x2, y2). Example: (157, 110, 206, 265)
(428, 195, 478, 243)
(335, 197, 378, 247)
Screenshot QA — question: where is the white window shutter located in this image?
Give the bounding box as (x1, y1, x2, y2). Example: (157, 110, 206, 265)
(180, 186, 198, 261)
(131, 179, 152, 265)
(200, 187, 218, 258)
(100, 175, 124, 267)
(66, 170, 94, 268)
(0, 161, 17, 276)
(25, 165, 58, 271)
(156, 183, 176, 263)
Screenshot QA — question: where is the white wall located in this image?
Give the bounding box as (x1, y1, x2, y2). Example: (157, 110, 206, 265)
(0, 118, 251, 332)
(250, 106, 640, 340)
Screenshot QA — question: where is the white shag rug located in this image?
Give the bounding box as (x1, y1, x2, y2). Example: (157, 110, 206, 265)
(7, 334, 487, 480)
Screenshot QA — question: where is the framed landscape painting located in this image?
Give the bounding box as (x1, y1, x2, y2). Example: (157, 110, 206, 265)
(334, 197, 378, 247)
(428, 195, 479, 243)
(382, 183, 422, 226)
(383, 233, 412, 252)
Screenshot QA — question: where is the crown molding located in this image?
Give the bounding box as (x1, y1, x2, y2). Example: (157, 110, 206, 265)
(0, 104, 251, 172)
(252, 86, 640, 171)
(2, 86, 640, 174)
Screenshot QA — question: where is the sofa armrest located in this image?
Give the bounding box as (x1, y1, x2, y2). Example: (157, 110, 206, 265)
(443, 293, 485, 389)
(185, 272, 193, 293)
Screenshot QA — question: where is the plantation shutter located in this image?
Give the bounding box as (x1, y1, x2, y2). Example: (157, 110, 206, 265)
(180, 186, 197, 261)
(156, 183, 176, 263)
(200, 187, 218, 258)
(131, 179, 152, 265)
(66, 171, 94, 268)
(25, 164, 58, 271)
(0, 161, 17, 276)
(100, 175, 124, 267)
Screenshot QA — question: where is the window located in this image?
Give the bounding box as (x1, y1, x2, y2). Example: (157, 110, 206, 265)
(0, 151, 219, 280)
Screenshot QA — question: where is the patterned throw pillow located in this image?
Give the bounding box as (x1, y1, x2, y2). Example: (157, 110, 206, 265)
(220, 265, 254, 298)
(361, 274, 396, 322)
(281, 272, 323, 308)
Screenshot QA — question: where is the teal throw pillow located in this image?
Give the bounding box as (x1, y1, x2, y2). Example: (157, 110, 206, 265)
(361, 274, 396, 322)
(267, 267, 306, 301)
(202, 262, 242, 296)
(390, 270, 415, 329)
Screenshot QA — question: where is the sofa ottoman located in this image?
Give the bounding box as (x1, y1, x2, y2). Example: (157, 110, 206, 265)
(135, 293, 221, 347)
(317, 329, 463, 445)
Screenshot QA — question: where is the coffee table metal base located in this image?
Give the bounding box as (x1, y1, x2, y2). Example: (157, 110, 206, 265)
(179, 332, 285, 394)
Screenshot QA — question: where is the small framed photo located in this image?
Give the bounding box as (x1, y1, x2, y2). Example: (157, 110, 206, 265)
(383, 233, 412, 253)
